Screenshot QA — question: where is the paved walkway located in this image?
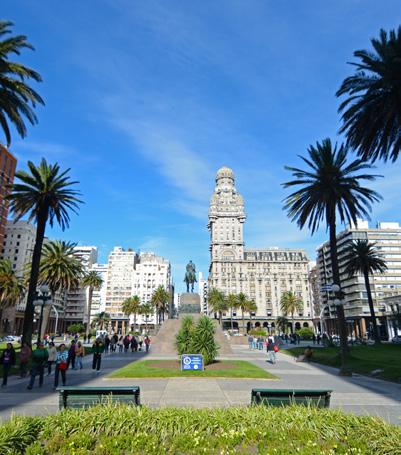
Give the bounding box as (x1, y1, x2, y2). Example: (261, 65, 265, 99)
(1, 345, 400, 425)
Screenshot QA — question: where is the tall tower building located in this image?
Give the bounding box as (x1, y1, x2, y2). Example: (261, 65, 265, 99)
(0, 145, 17, 245)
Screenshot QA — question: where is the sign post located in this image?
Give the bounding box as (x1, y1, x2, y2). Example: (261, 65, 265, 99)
(181, 354, 204, 371)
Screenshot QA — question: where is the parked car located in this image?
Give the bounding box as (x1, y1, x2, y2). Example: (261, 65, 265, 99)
(391, 335, 401, 344)
(2, 335, 20, 343)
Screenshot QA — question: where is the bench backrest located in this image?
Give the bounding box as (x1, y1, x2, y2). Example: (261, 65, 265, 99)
(58, 386, 140, 409)
(251, 389, 332, 408)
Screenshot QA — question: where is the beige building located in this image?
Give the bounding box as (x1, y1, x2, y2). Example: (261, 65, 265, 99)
(208, 167, 312, 332)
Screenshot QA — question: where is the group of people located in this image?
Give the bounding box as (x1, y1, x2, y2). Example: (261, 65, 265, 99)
(102, 334, 151, 354)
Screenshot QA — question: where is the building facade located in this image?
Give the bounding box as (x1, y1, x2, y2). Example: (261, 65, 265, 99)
(208, 167, 312, 332)
(0, 220, 36, 334)
(89, 263, 108, 322)
(0, 145, 17, 246)
(198, 272, 208, 314)
(316, 220, 401, 339)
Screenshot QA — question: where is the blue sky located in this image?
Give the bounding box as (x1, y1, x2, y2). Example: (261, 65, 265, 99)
(3, 1, 401, 292)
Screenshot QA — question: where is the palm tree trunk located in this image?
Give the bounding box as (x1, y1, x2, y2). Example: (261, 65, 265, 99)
(328, 211, 349, 372)
(134, 312, 137, 333)
(219, 311, 222, 325)
(230, 307, 233, 331)
(242, 308, 245, 334)
(363, 268, 381, 344)
(23, 207, 48, 346)
(292, 313, 294, 334)
(85, 286, 93, 337)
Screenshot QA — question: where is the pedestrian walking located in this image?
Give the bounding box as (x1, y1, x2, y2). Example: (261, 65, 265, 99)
(27, 342, 48, 390)
(19, 342, 32, 378)
(266, 338, 277, 364)
(0, 343, 16, 387)
(92, 339, 104, 373)
(144, 336, 151, 352)
(53, 344, 68, 389)
(117, 336, 123, 353)
(104, 335, 110, 354)
(74, 341, 85, 369)
(130, 336, 138, 352)
(47, 342, 57, 375)
(248, 335, 253, 349)
(138, 335, 143, 351)
(67, 340, 76, 369)
(123, 336, 130, 353)
(88, 333, 92, 344)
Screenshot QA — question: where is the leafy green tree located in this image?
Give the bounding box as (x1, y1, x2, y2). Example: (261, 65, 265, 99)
(67, 322, 85, 334)
(337, 27, 401, 163)
(0, 259, 24, 334)
(296, 327, 315, 340)
(237, 292, 251, 334)
(280, 291, 303, 334)
(139, 303, 153, 333)
(151, 286, 170, 325)
(0, 21, 44, 145)
(276, 316, 289, 334)
(7, 159, 82, 345)
(207, 288, 228, 325)
(189, 316, 219, 365)
(91, 311, 110, 331)
(122, 295, 141, 332)
(175, 315, 194, 355)
(226, 293, 239, 332)
(344, 240, 387, 344)
(82, 270, 103, 337)
(283, 138, 381, 373)
(37, 240, 83, 338)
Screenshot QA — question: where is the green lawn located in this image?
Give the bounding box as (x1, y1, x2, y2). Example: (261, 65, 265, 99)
(109, 359, 277, 379)
(283, 344, 401, 382)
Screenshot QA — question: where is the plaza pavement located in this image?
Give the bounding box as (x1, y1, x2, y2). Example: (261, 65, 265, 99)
(0, 344, 400, 425)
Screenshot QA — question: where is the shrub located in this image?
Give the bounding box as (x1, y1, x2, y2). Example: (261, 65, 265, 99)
(0, 404, 400, 454)
(67, 323, 85, 334)
(189, 316, 219, 365)
(249, 329, 266, 337)
(296, 327, 315, 340)
(175, 316, 194, 355)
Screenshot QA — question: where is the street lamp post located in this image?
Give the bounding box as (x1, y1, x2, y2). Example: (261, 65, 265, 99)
(33, 284, 52, 343)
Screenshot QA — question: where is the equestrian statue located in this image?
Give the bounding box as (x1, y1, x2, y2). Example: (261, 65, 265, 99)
(184, 260, 197, 293)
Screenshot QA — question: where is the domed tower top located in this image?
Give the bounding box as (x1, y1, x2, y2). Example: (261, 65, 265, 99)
(216, 166, 234, 182)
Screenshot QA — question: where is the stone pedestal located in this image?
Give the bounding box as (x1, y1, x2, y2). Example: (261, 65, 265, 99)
(179, 293, 201, 315)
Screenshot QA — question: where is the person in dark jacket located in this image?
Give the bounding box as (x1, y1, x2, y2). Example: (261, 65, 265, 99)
(27, 342, 49, 389)
(1, 343, 16, 387)
(92, 339, 105, 372)
(67, 340, 76, 369)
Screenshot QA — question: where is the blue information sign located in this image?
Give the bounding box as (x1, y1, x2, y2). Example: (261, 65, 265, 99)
(181, 354, 204, 371)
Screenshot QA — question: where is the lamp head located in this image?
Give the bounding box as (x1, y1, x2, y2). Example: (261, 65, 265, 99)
(39, 284, 50, 294)
(331, 284, 341, 293)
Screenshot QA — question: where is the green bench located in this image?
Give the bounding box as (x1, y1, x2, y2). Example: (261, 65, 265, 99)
(57, 386, 141, 409)
(251, 389, 332, 408)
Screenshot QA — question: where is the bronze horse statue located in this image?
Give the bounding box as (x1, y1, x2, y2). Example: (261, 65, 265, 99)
(184, 260, 197, 293)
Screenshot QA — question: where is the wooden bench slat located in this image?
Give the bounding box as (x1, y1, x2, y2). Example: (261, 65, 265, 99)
(251, 389, 332, 408)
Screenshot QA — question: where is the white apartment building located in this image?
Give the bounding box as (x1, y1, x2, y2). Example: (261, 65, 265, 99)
(0, 221, 36, 334)
(198, 272, 208, 314)
(316, 220, 401, 339)
(208, 167, 312, 332)
(89, 263, 108, 322)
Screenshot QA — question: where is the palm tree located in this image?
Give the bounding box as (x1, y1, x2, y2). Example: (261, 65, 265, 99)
(122, 295, 141, 332)
(344, 240, 387, 344)
(207, 288, 227, 325)
(7, 159, 82, 345)
(226, 293, 239, 332)
(0, 259, 25, 334)
(237, 292, 250, 334)
(276, 316, 289, 334)
(246, 300, 257, 331)
(91, 311, 110, 331)
(283, 138, 381, 373)
(0, 21, 44, 145)
(139, 303, 153, 333)
(280, 292, 303, 334)
(82, 271, 103, 337)
(151, 286, 170, 325)
(337, 27, 401, 163)
(37, 240, 83, 338)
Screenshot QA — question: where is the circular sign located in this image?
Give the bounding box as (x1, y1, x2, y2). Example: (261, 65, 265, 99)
(183, 356, 191, 365)
(193, 364, 198, 369)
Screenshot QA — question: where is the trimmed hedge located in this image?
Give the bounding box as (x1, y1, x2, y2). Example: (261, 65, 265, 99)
(0, 404, 400, 454)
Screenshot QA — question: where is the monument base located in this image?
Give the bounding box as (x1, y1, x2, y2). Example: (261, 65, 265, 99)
(179, 293, 201, 315)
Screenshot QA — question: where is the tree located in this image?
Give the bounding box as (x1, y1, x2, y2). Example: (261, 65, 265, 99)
(91, 312, 110, 331)
(0, 21, 44, 146)
(246, 300, 257, 331)
(151, 286, 170, 325)
(280, 291, 303, 334)
(139, 303, 153, 333)
(122, 295, 141, 332)
(337, 27, 401, 163)
(0, 259, 24, 334)
(37, 240, 83, 339)
(283, 138, 381, 373)
(67, 322, 85, 334)
(276, 316, 289, 334)
(344, 240, 387, 344)
(175, 315, 194, 355)
(82, 271, 103, 338)
(237, 292, 250, 334)
(7, 159, 82, 345)
(207, 288, 228, 325)
(189, 316, 219, 365)
(226, 293, 239, 332)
